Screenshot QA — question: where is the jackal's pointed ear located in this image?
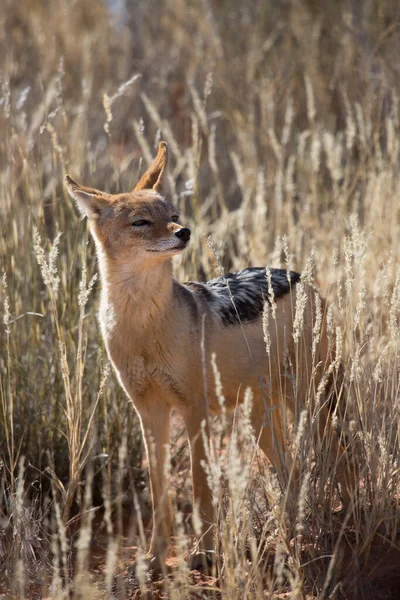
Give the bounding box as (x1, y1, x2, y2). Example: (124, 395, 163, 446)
(133, 141, 168, 192)
(65, 175, 112, 219)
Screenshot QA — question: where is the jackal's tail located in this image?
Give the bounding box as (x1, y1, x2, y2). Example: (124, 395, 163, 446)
(326, 361, 347, 419)
(325, 361, 357, 504)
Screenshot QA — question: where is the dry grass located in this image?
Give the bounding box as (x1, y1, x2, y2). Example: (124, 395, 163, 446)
(1, 0, 400, 598)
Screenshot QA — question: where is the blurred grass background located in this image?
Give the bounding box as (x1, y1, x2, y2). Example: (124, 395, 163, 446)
(1, 1, 400, 598)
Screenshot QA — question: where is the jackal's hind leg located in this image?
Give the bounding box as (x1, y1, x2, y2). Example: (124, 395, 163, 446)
(315, 408, 356, 507)
(251, 395, 298, 492)
(183, 407, 215, 572)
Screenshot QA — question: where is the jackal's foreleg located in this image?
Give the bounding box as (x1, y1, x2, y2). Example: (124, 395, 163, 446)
(138, 399, 172, 569)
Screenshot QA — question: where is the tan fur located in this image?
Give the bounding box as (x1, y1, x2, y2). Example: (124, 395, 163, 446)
(65, 142, 353, 574)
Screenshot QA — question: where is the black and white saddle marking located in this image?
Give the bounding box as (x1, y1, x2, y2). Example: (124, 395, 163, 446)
(186, 267, 301, 326)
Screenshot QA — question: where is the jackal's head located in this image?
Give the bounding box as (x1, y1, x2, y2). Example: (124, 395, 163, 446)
(65, 142, 190, 265)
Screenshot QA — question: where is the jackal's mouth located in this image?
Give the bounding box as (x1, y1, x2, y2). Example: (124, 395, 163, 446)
(148, 241, 189, 254)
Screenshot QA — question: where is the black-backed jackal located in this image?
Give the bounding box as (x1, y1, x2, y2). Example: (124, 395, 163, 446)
(65, 142, 353, 575)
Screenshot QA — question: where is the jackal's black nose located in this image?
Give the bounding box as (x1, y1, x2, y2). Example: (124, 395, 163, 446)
(175, 227, 191, 243)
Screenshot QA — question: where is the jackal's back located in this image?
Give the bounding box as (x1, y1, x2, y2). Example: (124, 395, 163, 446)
(185, 267, 301, 326)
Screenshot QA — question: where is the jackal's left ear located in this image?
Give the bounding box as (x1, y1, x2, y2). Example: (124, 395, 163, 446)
(133, 141, 168, 192)
(65, 175, 112, 219)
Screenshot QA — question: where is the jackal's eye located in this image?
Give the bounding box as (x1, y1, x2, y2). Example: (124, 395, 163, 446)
(132, 219, 151, 227)
(171, 215, 179, 223)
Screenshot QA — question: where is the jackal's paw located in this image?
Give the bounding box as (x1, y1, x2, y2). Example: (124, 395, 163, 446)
(127, 554, 164, 581)
(188, 550, 216, 574)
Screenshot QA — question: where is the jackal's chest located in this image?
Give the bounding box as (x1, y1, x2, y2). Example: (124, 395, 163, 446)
(99, 302, 187, 405)
(105, 338, 183, 404)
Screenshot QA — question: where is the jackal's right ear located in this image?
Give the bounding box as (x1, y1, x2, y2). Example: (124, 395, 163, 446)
(65, 175, 111, 219)
(133, 141, 168, 192)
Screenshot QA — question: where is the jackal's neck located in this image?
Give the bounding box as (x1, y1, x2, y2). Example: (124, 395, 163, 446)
(95, 245, 174, 331)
